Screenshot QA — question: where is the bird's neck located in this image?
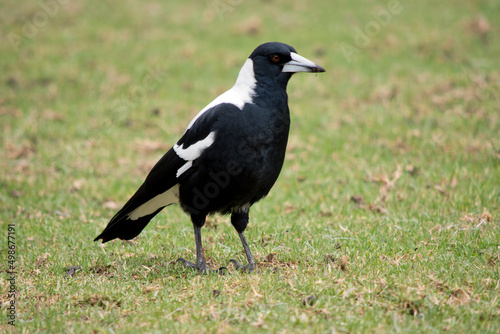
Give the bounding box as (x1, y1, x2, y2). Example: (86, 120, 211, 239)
(231, 58, 257, 103)
(233, 58, 290, 117)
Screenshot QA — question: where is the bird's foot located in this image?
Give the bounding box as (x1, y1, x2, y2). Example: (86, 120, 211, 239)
(177, 258, 226, 275)
(229, 259, 260, 274)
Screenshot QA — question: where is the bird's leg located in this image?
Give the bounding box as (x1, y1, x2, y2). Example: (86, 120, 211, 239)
(229, 231, 258, 273)
(177, 216, 225, 274)
(177, 223, 209, 272)
(193, 223, 207, 271)
(229, 210, 258, 273)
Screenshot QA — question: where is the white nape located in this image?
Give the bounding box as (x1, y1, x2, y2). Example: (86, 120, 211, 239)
(128, 184, 180, 220)
(186, 58, 256, 130)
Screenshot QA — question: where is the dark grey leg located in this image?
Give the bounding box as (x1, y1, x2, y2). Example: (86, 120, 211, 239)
(229, 210, 258, 273)
(177, 214, 226, 274)
(177, 223, 210, 273)
(229, 231, 257, 273)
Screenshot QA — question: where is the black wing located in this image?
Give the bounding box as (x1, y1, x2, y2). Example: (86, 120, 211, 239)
(94, 103, 239, 242)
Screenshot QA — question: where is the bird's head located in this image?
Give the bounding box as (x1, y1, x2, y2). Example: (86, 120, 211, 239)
(248, 42, 325, 87)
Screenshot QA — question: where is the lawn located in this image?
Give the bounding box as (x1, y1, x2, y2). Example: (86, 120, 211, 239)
(1, 0, 499, 332)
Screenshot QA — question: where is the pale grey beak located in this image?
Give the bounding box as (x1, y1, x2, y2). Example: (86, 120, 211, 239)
(282, 52, 325, 73)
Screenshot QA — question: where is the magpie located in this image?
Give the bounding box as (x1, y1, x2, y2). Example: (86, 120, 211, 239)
(94, 42, 325, 273)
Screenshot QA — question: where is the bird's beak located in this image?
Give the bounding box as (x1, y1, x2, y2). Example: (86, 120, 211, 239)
(282, 52, 325, 73)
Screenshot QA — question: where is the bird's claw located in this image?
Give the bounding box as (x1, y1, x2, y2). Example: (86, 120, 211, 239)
(229, 259, 260, 274)
(177, 258, 226, 275)
(177, 257, 197, 269)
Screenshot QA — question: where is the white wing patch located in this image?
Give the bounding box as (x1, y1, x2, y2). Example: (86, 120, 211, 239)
(176, 161, 192, 178)
(173, 131, 216, 177)
(128, 184, 180, 220)
(186, 58, 256, 130)
(174, 131, 216, 161)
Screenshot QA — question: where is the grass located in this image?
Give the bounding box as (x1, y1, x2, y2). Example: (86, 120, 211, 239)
(1, 0, 499, 332)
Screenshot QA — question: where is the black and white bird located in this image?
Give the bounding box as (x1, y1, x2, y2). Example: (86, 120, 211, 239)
(94, 42, 325, 273)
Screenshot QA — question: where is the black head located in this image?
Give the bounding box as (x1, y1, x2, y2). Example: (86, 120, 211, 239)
(248, 42, 325, 87)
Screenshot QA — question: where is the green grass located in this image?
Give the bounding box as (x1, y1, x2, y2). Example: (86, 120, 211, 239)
(1, 0, 500, 332)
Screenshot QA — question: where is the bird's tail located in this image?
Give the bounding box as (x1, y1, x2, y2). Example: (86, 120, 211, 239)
(93, 182, 177, 243)
(94, 148, 183, 243)
(93, 206, 164, 243)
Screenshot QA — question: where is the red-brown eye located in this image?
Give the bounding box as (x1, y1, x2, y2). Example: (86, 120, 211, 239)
(271, 54, 280, 62)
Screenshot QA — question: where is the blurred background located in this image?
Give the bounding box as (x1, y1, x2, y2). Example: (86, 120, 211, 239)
(2, 0, 498, 214)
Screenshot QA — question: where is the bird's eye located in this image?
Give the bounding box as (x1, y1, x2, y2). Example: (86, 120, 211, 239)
(271, 54, 281, 63)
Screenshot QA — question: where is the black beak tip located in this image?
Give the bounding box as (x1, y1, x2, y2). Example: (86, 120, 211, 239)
(313, 65, 326, 73)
